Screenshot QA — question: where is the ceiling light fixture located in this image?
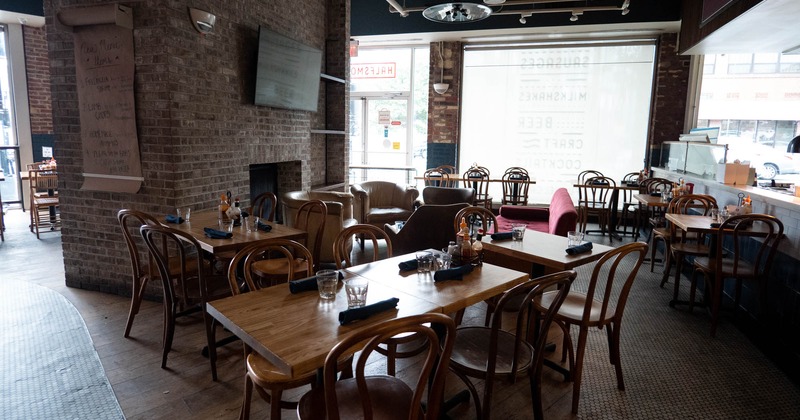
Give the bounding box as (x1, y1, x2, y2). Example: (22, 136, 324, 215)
(422, 3, 493, 23)
(386, 0, 632, 25)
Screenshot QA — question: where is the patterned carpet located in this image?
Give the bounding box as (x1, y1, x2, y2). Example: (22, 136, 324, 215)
(0, 279, 124, 419)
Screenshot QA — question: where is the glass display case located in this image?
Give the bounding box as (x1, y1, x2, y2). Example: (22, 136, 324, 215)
(660, 141, 729, 179)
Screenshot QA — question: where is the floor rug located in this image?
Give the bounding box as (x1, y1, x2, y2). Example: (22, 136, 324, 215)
(0, 279, 124, 419)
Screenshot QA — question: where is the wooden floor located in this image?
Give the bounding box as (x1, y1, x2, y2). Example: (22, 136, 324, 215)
(0, 208, 576, 419)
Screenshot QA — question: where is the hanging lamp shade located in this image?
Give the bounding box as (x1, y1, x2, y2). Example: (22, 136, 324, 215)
(422, 3, 492, 23)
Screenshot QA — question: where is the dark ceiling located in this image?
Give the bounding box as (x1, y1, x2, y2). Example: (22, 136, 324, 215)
(351, 0, 682, 38)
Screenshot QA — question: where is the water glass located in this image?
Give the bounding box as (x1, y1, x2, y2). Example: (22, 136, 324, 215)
(416, 251, 433, 273)
(316, 270, 338, 300)
(436, 253, 452, 270)
(567, 231, 585, 247)
(344, 278, 369, 308)
(219, 219, 234, 233)
(177, 207, 191, 222)
(710, 209, 720, 223)
(511, 223, 527, 241)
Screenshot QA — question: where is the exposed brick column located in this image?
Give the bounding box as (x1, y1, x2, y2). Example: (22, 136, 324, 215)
(427, 41, 461, 168)
(648, 33, 691, 167)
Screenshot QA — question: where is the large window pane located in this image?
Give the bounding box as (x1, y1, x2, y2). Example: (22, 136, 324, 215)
(460, 43, 655, 204)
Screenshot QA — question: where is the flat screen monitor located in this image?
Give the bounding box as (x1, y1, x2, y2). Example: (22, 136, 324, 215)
(254, 26, 322, 112)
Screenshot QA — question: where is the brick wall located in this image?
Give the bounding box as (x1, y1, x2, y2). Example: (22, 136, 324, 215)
(44, 0, 348, 294)
(426, 41, 462, 167)
(648, 33, 691, 166)
(23, 25, 53, 134)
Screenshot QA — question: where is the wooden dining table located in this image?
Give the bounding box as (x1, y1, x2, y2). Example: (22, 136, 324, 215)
(482, 228, 616, 275)
(665, 213, 773, 235)
(169, 209, 306, 255)
(206, 253, 529, 377)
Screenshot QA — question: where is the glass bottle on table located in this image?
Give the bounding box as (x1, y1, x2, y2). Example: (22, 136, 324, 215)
(218, 194, 230, 222)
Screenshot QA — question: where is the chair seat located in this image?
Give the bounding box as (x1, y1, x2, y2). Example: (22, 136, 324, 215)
(33, 197, 59, 207)
(538, 290, 615, 325)
(693, 257, 757, 279)
(297, 376, 421, 420)
(367, 207, 414, 225)
(450, 326, 533, 377)
(671, 242, 709, 255)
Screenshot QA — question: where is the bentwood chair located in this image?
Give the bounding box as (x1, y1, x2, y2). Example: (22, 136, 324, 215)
(333, 224, 393, 269)
(250, 191, 278, 221)
(641, 177, 674, 242)
(139, 223, 230, 380)
(252, 200, 326, 282)
(501, 167, 531, 205)
(462, 165, 493, 209)
(691, 214, 783, 337)
(662, 194, 717, 298)
(226, 239, 318, 420)
(118, 209, 201, 339)
(618, 172, 643, 238)
(454, 206, 498, 237)
(423, 167, 457, 188)
(297, 313, 456, 420)
(535, 241, 647, 414)
(576, 176, 616, 238)
(449, 271, 576, 420)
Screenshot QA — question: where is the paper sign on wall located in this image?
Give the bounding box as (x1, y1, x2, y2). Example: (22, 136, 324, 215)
(42, 147, 53, 158)
(378, 109, 391, 125)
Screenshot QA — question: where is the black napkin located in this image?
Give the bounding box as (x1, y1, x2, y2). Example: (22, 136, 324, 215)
(165, 214, 184, 224)
(256, 221, 272, 232)
(649, 192, 662, 197)
(566, 242, 593, 255)
(433, 264, 474, 282)
(203, 227, 232, 239)
(490, 232, 514, 240)
(339, 297, 400, 325)
(288, 271, 345, 294)
(398, 259, 418, 271)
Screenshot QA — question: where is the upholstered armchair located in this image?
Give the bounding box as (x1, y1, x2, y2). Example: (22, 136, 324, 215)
(350, 181, 419, 229)
(281, 191, 358, 265)
(420, 186, 475, 206)
(384, 203, 469, 255)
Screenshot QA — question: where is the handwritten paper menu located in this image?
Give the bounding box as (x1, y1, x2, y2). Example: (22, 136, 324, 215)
(74, 23, 142, 192)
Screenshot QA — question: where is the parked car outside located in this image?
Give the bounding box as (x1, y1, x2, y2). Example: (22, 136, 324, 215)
(751, 148, 800, 179)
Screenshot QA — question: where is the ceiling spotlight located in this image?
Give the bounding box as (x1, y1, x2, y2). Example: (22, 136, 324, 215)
(570, 13, 579, 22)
(621, 7, 630, 15)
(189, 8, 216, 34)
(519, 16, 526, 24)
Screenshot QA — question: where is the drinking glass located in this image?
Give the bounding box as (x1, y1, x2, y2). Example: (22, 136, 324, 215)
(436, 253, 452, 270)
(710, 209, 720, 223)
(567, 231, 585, 247)
(416, 251, 433, 273)
(316, 270, 338, 300)
(177, 207, 191, 222)
(511, 223, 527, 241)
(219, 219, 234, 233)
(344, 278, 369, 308)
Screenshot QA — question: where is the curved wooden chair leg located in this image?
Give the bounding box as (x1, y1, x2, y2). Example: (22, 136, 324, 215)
(240, 374, 253, 420)
(570, 327, 589, 414)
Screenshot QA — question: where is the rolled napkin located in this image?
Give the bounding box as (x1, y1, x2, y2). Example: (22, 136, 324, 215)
(203, 227, 233, 239)
(288, 271, 345, 294)
(566, 242, 593, 255)
(256, 221, 272, 232)
(649, 192, 662, 197)
(165, 214, 184, 224)
(339, 297, 400, 325)
(490, 232, 514, 240)
(398, 259, 418, 271)
(433, 264, 474, 282)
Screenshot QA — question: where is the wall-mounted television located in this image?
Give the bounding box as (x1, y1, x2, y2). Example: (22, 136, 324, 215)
(254, 26, 322, 112)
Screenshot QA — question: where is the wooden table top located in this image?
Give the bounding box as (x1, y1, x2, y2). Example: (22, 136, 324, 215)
(415, 175, 536, 184)
(343, 253, 530, 314)
(206, 275, 439, 377)
(482, 228, 615, 271)
(169, 210, 306, 255)
(634, 193, 669, 207)
(665, 213, 772, 235)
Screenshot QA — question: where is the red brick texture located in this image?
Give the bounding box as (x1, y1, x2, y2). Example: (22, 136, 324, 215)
(23, 25, 53, 134)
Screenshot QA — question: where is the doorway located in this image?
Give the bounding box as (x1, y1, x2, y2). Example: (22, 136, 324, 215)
(349, 95, 413, 184)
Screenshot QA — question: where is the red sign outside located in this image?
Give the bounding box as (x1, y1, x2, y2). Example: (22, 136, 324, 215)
(351, 63, 397, 79)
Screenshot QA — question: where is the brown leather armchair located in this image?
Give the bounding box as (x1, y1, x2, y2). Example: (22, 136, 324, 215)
(350, 181, 419, 229)
(281, 191, 357, 265)
(384, 203, 469, 255)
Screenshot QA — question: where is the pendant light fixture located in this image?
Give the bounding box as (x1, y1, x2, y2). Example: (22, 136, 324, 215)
(433, 42, 449, 95)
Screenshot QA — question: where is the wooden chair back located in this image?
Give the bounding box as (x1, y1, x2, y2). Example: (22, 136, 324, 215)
(227, 239, 314, 294)
(668, 194, 718, 243)
(250, 191, 277, 222)
(454, 206, 498, 236)
(713, 214, 784, 279)
(320, 313, 456, 420)
(462, 165, 492, 209)
(501, 167, 531, 205)
(581, 241, 647, 328)
(333, 224, 392, 269)
(423, 167, 456, 188)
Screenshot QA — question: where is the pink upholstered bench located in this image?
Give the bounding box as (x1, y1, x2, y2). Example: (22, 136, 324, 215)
(495, 188, 578, 237)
